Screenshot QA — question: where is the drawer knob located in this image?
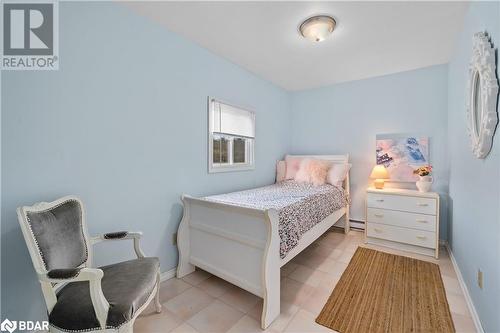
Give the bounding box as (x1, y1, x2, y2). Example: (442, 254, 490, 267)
(416, 236, 427, 240)
(374, 228, 383, 233)
(416, 219, 428, 223)
(417, 203, 429, 207)
(374, 214, 384, 218)
(375, 199, 385, 202)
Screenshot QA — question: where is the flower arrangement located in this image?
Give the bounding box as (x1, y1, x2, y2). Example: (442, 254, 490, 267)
(413, 165, 432, 177)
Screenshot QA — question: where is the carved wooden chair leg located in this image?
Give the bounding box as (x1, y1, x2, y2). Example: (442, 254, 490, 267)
(155, 271, 162, 313)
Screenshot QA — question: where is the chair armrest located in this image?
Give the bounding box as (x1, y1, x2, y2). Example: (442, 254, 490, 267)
(40, 267, 103, 283)
(103, 231, 129, 239)
(90, 231, 145, 258)
(39, 268, 109, 329)
(47, 268, 82, 279)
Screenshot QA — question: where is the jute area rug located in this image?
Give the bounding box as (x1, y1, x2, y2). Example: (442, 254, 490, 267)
(316, 247, 455, 333)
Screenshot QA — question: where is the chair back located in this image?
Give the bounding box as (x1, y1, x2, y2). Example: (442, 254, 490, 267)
(17, 196, 92, 312)
(19, 197, 89, 271)
(17, 196, 91, 272)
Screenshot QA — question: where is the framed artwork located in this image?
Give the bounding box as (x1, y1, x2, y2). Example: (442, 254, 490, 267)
(376, 134, 429, 182)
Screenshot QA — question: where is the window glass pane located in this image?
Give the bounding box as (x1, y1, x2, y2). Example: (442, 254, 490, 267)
(213, 136, 229, 164)
(233, 138, 246, 163)
(213, 137, 221, 164)
(220, 137, 228, 163)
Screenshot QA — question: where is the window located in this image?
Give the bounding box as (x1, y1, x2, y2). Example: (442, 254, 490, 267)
(208, 97, 255, 172)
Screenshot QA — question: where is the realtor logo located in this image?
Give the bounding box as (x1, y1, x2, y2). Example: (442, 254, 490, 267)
(0, 318, 49, 332)
(0, 319, 16, 333)
(1, 1, 59, 70)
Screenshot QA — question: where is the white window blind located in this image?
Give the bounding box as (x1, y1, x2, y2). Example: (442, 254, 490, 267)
(208, 97, 255, 173)
(212, 99, 255, 138)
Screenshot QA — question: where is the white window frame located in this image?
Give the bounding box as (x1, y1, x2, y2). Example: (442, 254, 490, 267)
(208, 97, 255, 173)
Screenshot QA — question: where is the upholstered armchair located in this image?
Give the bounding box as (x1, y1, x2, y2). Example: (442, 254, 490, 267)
(17, 196, 161, 332)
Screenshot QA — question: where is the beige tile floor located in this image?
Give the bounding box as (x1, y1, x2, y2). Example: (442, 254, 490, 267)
(135, 229, 477, 333)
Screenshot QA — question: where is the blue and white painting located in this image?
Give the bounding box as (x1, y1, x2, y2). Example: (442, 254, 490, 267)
(376, 134, 429, 182)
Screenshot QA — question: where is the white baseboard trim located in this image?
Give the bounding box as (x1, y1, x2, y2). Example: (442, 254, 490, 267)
(443, 241, 484, 333)
(160, 267, 177, 282)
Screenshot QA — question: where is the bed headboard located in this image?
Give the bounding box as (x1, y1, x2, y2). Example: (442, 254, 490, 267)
(286, 154, 349, 164)
(284, 154, 350, 195)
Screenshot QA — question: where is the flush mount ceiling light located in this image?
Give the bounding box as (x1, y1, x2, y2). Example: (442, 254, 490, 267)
(299, 15, 336, 42)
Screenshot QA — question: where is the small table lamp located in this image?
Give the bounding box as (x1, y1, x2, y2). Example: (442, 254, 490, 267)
(370, 165, 389, 189)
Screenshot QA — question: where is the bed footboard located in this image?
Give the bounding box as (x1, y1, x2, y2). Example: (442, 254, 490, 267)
(177, 195, 280, 329)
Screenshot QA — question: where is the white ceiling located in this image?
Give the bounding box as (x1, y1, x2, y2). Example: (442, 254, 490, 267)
(125, 1, 468, 91)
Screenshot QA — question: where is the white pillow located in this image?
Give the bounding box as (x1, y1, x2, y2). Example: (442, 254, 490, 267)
(327, 163, 352, 186)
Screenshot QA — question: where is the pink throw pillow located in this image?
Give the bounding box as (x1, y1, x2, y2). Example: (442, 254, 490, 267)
(285, 156, 303, 180)
(276, 160, 286, 182)
(294, 159, 329, 185)
(327, 163, 352, 186)
(308, 159, 329, 186)
(294, 159, 311, 183)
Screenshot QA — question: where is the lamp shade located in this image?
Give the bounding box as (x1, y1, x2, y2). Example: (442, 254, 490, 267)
(370, 165, 389, 179)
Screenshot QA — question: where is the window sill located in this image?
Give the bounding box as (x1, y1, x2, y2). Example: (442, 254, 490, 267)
(208, 165, 255, 173)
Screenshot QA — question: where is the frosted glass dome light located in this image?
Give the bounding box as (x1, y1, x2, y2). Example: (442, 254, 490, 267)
(299, 15, 336, 42)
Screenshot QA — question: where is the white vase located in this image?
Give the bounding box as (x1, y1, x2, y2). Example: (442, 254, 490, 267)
(416, 176, 433, 192)
(419, 175, 432, 182)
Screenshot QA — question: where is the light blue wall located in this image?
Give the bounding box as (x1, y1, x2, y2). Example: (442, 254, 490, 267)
(289, 65, 449, 237)
(1, 2, 290, 321)
(3, 1, 499, 330)
(447, 2, 500, 331)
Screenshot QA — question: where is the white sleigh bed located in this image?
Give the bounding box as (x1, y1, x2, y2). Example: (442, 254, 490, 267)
(176, 155, 350, 329)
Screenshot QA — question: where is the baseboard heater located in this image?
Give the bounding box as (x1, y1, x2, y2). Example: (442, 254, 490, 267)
(333, 219, 365, 231)
(349, 219, 365, 230)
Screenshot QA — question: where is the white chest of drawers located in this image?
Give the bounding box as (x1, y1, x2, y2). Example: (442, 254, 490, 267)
(365, 188, 440, 258)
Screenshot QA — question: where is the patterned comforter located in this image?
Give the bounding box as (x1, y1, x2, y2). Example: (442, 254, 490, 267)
(204, 180, 349, 259)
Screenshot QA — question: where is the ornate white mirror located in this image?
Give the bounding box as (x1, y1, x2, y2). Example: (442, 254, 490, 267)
(467, 32, 499, 159)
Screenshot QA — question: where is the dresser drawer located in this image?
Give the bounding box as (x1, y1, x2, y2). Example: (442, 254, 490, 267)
(367, 208, 437, 232)
(367, 222, 436, 249)
(367, 193, 437, 215)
